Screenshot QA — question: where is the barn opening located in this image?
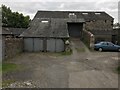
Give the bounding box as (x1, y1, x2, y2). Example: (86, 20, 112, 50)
(67, 23, 83, 38)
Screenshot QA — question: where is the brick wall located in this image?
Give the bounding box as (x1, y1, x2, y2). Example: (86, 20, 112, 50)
(4, 38, 23, 59)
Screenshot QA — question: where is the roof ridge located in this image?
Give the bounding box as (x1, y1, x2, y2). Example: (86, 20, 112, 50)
(37, 10, 105, 13)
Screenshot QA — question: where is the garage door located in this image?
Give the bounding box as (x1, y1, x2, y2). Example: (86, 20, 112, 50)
(47, 39, 64, 52)
(24, 38, 64, 52)
(24, 38, 44, 52)
(56, 39, 64, 52)
(47, 39, 56, 52)
(24, 38, 33, 52)
(34, 38, 43, 52)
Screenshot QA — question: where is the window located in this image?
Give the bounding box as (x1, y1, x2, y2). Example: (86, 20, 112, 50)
(95, 13, 101, 15)
(69, 13, 75, 16)
(101, 42, 106, 45)
(41, 20, 49, 23)
(82, 13, 88, 15)
(68, 13, 76, 18)
(108, 42, 114, 46)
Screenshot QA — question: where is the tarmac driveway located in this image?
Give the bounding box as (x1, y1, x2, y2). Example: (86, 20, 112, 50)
(3, 38, 118, 88)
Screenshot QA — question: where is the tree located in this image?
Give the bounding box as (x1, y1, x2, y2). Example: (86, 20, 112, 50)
(2, 5, 30, 28)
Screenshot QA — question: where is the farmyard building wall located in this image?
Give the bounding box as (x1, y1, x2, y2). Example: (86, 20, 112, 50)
(21, 11, 114, 50)
(86, 19, 113, 43)
(4, 38, 23, 59)
(85, 20, 113, 31)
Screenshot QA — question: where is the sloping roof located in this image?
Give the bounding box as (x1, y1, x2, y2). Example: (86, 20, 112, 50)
(34, 11, 114, 21)
(20, 10, 113, 38)
(2, 27, 12, 35)
(20, 18, 69, 38)
(2, 27, 25, 35)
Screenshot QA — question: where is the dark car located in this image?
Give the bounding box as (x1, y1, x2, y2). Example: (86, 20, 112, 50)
(94, 41, 120, 52)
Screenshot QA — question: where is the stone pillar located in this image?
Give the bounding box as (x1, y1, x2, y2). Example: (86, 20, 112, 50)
(90, 34, 95, 50)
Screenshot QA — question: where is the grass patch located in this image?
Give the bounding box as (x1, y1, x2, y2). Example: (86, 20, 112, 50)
(75, 48, 85, 52)
(2, 79, 16, 87)
(0, 63, 2, 72)
(2, 63, 19, 73)
(60, 49, 73, 56)
(60, 51, 72, 55)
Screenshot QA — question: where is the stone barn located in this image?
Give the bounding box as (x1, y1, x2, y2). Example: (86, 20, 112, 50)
(20, 11, 114, 52)
(2, 27, 25, 59)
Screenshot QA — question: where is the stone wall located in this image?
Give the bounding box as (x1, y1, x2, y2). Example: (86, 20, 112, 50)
(113, 28, 120, 45)
(85, 20, 113, 31)
(84, 20, 113, 44)
(82, 30, 94, 49)
(4, 38, 23, 59)
(94, 35, 112, 43)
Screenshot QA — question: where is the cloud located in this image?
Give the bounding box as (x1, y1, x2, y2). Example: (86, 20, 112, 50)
(1, 1, 119, 23)
(59, 3, 65, 9)
(0, 0, 119, 2)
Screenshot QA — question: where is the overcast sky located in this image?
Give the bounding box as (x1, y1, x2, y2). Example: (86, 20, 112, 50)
(1, 0, 119, 23)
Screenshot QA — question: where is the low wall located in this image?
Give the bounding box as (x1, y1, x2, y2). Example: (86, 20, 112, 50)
(82, 30, 95, 49)
(94, 35, 112, 43)
(4, 38, 23, 59)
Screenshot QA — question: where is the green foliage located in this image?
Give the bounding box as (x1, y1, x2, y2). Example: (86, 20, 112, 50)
(61, 49, 73, 55)
(2, 4, 30, 28)
(114, 23, 120, 27)
(2, 63, 18, 73)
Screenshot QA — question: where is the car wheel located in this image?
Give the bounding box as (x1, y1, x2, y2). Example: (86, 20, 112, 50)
(98, 48, 103, 52)
(118, 48, 120, 52)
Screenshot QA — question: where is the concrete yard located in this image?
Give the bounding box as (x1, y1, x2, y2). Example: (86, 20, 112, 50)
(3, 39, 119, 88)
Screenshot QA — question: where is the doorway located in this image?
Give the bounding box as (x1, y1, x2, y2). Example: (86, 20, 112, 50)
(67, 23, 83, 38)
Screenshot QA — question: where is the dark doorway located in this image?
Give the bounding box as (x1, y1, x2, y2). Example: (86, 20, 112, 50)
(67, 23, 83, 37)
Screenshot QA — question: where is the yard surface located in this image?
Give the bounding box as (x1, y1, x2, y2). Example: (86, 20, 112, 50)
(3, 38, 118, 88)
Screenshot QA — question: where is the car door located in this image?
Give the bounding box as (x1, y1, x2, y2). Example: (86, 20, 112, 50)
(107, 42, 116, 51)
(111, 44, 118, 51)
(101, 42, 108, 50)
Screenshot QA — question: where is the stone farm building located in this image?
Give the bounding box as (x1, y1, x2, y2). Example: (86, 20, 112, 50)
(20, 11, 114, 52)
(2, 27, 25, 59)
